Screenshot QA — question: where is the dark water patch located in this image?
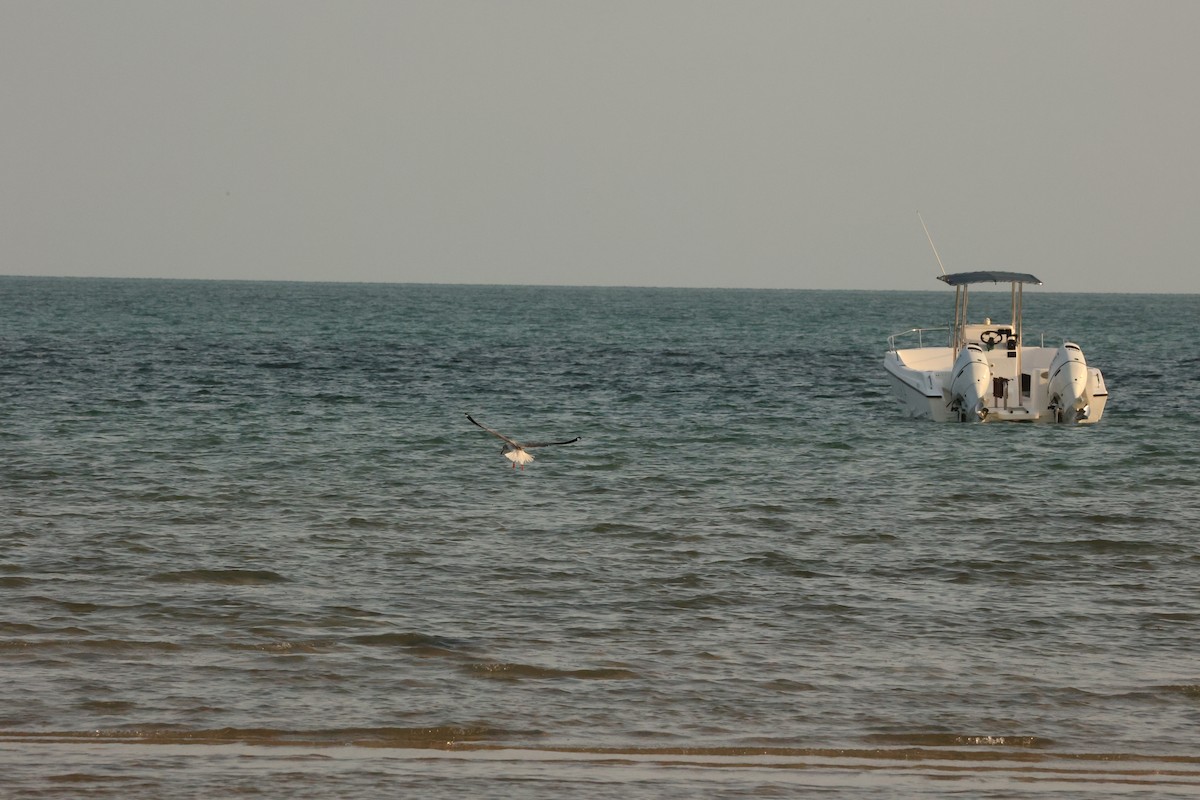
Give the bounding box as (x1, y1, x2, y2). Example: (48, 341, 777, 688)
(1054, 538, 1178, 556)
(131, 490, 202, 503)
(934, 490, 1018, 506)
(344, 516, 391, 529)
(82, 638, 183, 654)
(1143, 473, 1200, 487)
(78, 700, 138, 713)
(0, 576, 32, 588)
(5, 467, 66, 481)
(0, 637, 183, 654)
(0, 725, 524, 747)
(747, 515, 794, 532)
(762, 679, 818, 693)
(666, 593, 739, 610)
(466, 662, 639, 681)
(228, 639, 337, 655)
(1144, 611, 1200, 623)
(42, 599, 104, 614)
(662, 572, 705, 588)
(587, 521, 653, 536)
(348, 632, 474, 659)
(839, 530, 896, 544)
(738, 552, 832, 579)
(919, 559, 1041, 586)
(324, 605, 389, 619)
(46, 772, 139, 784)
(0, 638, 38, 652)
(1080, 512, 1169, 527)
(163, 511, 227, 525)
(311, 392, 363, 404)
(149, 569, 288, 585)
(0, 615, 94, 635)
(805, 495, 842, 507)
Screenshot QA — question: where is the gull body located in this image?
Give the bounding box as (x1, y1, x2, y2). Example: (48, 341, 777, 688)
(465, 414, 580, 469)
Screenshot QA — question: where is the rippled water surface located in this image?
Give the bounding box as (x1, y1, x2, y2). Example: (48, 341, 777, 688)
(2, 277, 1199, 797)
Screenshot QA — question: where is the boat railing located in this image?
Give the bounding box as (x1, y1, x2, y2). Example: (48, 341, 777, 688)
(888, 327, 949, 351)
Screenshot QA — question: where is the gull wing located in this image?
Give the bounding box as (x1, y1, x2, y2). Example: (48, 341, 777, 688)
(465, 414, 523, 448)
(523, 437, 581, 449)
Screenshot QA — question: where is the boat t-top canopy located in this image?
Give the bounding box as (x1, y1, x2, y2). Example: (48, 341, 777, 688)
(938, 271, 1040, 357)
(938, 271, 1042, 286)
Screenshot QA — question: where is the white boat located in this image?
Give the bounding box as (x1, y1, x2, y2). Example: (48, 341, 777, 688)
(884, 271, 1108, 423)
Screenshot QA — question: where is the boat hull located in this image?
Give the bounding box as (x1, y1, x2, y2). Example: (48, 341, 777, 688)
(884, 350, 955, 422)
(884, 346, 1107, 424)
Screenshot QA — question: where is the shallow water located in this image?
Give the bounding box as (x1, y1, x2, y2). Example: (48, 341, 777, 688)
(2, 278, 1199, 796)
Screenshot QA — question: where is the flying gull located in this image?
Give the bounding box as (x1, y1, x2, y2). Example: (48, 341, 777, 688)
(465, 414, 580, 469)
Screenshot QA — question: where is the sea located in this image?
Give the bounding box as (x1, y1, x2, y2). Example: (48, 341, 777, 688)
(2, 276, 1198, 798)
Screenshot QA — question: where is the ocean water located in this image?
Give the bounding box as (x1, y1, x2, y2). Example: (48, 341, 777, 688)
(2, 276, 1199, 797)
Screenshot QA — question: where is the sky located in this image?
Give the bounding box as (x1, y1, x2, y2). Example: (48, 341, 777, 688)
(2, 1, 1197, 292)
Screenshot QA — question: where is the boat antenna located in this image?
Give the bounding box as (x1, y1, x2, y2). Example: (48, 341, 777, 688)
(917, 211, 947, 276)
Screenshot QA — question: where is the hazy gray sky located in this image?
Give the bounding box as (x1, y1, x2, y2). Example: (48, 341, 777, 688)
(2, 1, 1197, 291)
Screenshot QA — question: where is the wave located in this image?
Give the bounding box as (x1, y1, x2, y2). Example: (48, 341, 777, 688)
(0, 637, 181, 653)
(862, 732, 1055, 748)
(0, 725, 519, 748)
(254, 361, 304, 370)
(4, 727, 1200, 773)
(148, 569, 288, 585)
(348, 632, 471, 658)
(466, 662, 639, 680)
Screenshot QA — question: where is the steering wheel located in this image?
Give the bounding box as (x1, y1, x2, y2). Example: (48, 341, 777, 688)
(979, 330, 1005, 346)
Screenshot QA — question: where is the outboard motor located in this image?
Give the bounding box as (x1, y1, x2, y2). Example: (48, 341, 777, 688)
(948, 343, 991, 422)
(1048, 343, 1090, 422)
